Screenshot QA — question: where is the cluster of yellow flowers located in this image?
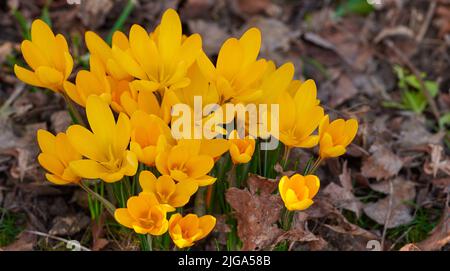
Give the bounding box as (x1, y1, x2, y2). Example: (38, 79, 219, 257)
(15, 9, 358, 249)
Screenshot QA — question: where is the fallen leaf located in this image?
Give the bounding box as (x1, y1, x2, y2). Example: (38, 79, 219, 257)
(49, 213, 90, 236)
(397, 116, 444, 148)
(188, 20, 228, 56)
(424, 144, 450, 177)
(50, 110, 72, 133)
(361, 143, 404, 181)
(91, 215, 109, 251)
(0, 229, 36, 251)
(0, 42, 13, 66)
(77, 0, 114, 28)
(416, 196, 449, 250)
(225, 175, 283, 250)
(374, 26, 414, 43)
(329, 72, 359, 107)
(363, 178, 416, 228)
(399, 243, 421, 251)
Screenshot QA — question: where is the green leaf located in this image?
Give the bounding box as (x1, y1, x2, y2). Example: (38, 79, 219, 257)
(439, 112, 450, 129)
(424, 81, 439, 97)
(335, 0, 375, 17)
(402, 90, 427, 113)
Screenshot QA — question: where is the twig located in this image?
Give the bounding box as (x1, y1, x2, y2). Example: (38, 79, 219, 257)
(381, 179, 394, 250)
(416, 0, 437, 43)
(25, 230, 91, 251)
(384, 40, 441, 122)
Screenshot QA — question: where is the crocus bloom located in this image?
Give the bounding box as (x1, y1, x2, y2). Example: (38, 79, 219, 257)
(228, 130, 255, 164)
(14, 19, 73, 92)
(37, 130, 81, 185)
(112, 9, 202, 93)
(139, 171, 198, 210)
(278, 79, 324, 148)
(64, 55, 112, 107)
(318, 115, 358, 159)
(66, 95, 138, 183)
(279, 174, 320, 211)
(155, 140, 216, 186)
(197, 28, 267, 104)
(114, 193, 169, 235)
(130, 110, 175, 166)
(168, 213, 216, 248)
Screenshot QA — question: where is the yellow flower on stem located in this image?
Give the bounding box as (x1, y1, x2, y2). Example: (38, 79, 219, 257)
(37, 130, 81, 185)
(278, 79, 324, 148)
(197, 28, 267, 104)
(228, 130, 255, 164)
(112, 9, 202, 93)
(114, 193, 168, 235)
(14, 19, 73, 92)
(279, 174, 320, 211)
(64, 55, 112, 107)
(139, 171, 198, 211)
(168, 213, 216, 248)
(66, 95, 138, 183)
(318, 115, 358, 159)
(130, 110, 175, 166)
(155, 140, 216, 186)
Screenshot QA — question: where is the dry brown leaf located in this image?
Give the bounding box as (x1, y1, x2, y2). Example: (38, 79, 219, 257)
(77, 0, 114, 28)
(49, 213, 90, 236)
(424, 144, 450, 177)
(330, 73, 359, 107)
(363, 178, 416, 228)
(0, 42, 13, 66)
(50, 110, 72, 134)
(399, 243, 421, 251)
(323, 161, 363, 217)
(397, 116, 444, 148)
(361, 143, 403, 181)
(416, 197, 449, 250)
(225, 175, 283, 250)
(0, 229, 36, 251)
(91, 215, 109, 251)
(188, 20, 228, 56)
(232, 0, 280, 16)
(374, 26, 414, 43)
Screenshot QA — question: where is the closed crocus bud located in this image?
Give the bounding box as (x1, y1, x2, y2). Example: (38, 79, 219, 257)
(278, 174, 320, 211)
(37, 130, 81, 185)
(228, 130, 255, 164)
(168, 213, 216, 248)
(14, 19, 73, 93)
(318, 115, 358, 159)
(114, 193, 169, 235)
(139, 171, 198, 211)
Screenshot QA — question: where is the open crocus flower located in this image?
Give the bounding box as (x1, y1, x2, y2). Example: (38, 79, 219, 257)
(318, 115, 358, 159)
(130, 110, 175, 166)
(85, 30, 131, 82)
(155, 140, 216, 186)
(277, 79, 324, 148)
(228, 130, 255, 164)
(64, 55, 112, 107)
(139, 171, 198, 211)
(14, 19, 73, 92)
(66, 95, 138, 183)
(114, 193, 169, 235)
(279, 174, 320, 211)
(168, 213, 216, 248)
(37, 130, 81, 185)
(112, 9, 202, 94)
(197, 28, 267, 104)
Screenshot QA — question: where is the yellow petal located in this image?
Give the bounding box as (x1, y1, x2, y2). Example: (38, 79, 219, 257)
(114, 208, 135, 228)
(14, 65, 44, 88)
(216, 38, 243, 80)
(69, 159, 107, 180)
(198, 215, 216, 240)
(239, 28, 261, 68)
(66, 125, 106, 161)
(158, 9, 182, 65)
(86, 95, 115, 146)
(139, 170, 157, 192)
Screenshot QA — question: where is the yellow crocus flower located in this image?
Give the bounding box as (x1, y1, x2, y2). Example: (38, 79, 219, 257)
(228, 130, 255, 164)
(197, 27, 267, 104)
(155, 140, 216, 186)
(130, 110, 175, 166)
(318, 115, 358, 159)
(168, 213, 216, 248)
(64, 55, 112, 107)
(14, 19, 73, 92)
(114, 193, 169, 235)
(278, 79, 324, 148)
(139, 171, 198, 210)
(279, 174, 320, 211)
(112, 9, 202, 93)
(66, 95, 138, 183)
(37, 130, 81, 185)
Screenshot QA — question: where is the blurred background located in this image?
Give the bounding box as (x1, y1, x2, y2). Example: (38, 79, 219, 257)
(0, 0, 449, 251)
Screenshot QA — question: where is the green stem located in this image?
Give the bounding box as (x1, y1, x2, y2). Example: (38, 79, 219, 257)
(106, 0, 135, 44)
(62, 93, 85, 126)
(308, 157, 324, 175)
(282, 146, 291, 170)
(79, 181, 116, 217)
